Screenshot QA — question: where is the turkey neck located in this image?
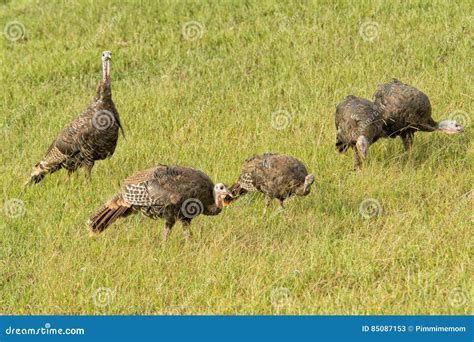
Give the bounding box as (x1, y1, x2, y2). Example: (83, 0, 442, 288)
(103, 57, 110, 82)
(96, 59, 112, 101)
(205, 197, 223, 216)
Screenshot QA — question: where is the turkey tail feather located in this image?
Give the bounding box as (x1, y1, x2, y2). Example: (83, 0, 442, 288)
(118, 122, 125, 138)
(89, 194, 132, 233)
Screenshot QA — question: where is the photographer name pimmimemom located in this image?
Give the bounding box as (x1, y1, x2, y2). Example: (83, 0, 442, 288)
(362, 325, 467, 333)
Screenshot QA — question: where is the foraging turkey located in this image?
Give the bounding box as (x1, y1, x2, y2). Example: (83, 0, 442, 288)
(89, 165, 232, 242)
(373, 79, 464, 152)
(335, 95, 385, 169)
(229, 153, 314, 213)
(27, 51, 123, 185)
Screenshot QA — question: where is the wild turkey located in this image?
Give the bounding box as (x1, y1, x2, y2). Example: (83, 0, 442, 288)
(26, 51, 123, 185)
(89, 165, 232, 242)
(335, 95, 385, 169)
(229, 153, 314, 213)
(374, 79, 464, 152)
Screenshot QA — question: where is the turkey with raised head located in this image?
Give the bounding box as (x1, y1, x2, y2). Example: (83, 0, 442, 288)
(229, 153, 314, 213)
(89, 165, 232, 242)
(373, 79, 464, 152)
(26, 51, 123, 185)
(335, 95, 385, 169)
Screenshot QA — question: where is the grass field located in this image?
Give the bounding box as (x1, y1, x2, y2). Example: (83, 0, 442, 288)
(0, 0, 472, 315)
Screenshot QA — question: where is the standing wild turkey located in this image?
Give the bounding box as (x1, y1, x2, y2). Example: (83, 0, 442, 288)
(229, 153, 314, 213)
(89, 165, 232, 242)
(335, 95, 385, 169)
(27, 51, 123, 185)
(373, 79, 464, 152)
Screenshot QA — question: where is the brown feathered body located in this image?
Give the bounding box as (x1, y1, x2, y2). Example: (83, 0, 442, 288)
(230, 153, 314, 206)
(28, 80, 122, 184)
(89, 165, 223, 234)
(373, 79, 437, 137)
(335, 95, 384, 153)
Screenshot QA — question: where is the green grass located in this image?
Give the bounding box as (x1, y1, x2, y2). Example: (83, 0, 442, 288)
(0, 0, 472, 315)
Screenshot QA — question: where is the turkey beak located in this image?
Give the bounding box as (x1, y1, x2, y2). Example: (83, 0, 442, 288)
(223, 190, 233, 206)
